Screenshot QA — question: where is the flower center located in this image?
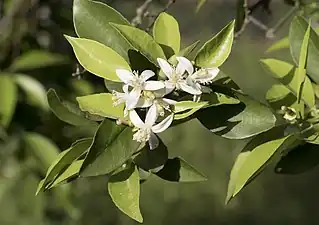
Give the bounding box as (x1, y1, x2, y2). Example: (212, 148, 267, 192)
(133, 128, 152, 142)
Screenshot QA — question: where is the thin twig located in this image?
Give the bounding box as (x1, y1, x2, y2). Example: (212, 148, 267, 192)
(131, 0, 154, 27)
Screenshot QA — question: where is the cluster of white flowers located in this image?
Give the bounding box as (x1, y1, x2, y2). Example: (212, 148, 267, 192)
(112, 56, 219, 150)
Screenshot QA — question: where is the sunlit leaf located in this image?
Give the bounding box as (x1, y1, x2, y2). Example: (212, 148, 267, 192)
(174, 101, 208, 120)
(195, 20, 235, 68)
(156, 157, 207, 182)
(153, 12, 180, 57)
(73, 0, 131, 61)
(111, 23, 166, 65)
(108, 164, 143, 223)
(8, 50, 68, 72)
(65, 36, 131, 82)
(80, 119, 141, 177)
(76, 93, 125, 120)
(47, 89, 97, 127)
(14, 74, 49, 111)
(0, 75, 17, 128)
(266, 37, 289, 53)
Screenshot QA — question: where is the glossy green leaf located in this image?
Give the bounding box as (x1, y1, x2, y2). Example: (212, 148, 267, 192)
(234, 0, 247, 32)
(226, 133, 293, 203)
(73, 0, 131, 61)
(156, 157, 207, 182)
(275, 143, 319, 174)
(14, 74, 49, 111)
(289, 16, 319, 84)
(196, 93, 277, 139)
(168, 41, 200, 65)
(174, 101, 208, 120)
(37, 138, 92, 193)
(108, 164, 143, 223)
(76, 93, 125, 120)
(47, 89, 97, 127)
(65, 36, 131, 82)
(265, 83, 297, 110)
(8, 50, 68, 72)
(153, 12, 180, 56)
(201, 92, 240, 107)
(111, 23, 166, 65)
(266, 37, 289, 53)
(261, 59, 315, 109)
(195, 20, 235, 68)
(80, 119, 141, 177)
(23, 132, 60, 172)
(0, 75, 17, 128)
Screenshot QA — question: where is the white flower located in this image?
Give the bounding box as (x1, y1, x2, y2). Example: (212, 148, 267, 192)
(115, 69, 165, 109)
(129, 104, 173, 150)
(187, 67, 220, 94)
(157, 57, 202, 95)
(112, 84, 140, 116)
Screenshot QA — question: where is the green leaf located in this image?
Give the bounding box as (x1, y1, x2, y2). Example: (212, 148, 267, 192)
(108, 164, 143, 223)
(156, 157, 207, 182)
(234, 0, 247, 33)
(23, 132, 60, 172)
(226, 132, 294, 203)
(168, 40, 200, 66)
(266, 37, 289, 53)
(195, 0, 207, 13)
(73, 0, 131, 61)
(0, 75, 17, 128)
(37, 138, 92, 193)
(275, 143, 319, 174)
(65, 36, 131, 82)
(111, 23, 166, 65)
(174, 101, 208, 120)
(289, 16, 319, 84)
(153, 12, 180, 56)
(196, 93, 277, 139)
(8, 50, 68, 72)
(80, 119, 141, 177)
(14, 74, 49, 111)
(47, 89, 97, 127)
(76, 93, 125, 120)
(201, 92, 240, 107)
(195, 20, 235, 68)
(265, 83, 297, 110)
(134, 138, 168, 173)
(260, 59, 315, 109)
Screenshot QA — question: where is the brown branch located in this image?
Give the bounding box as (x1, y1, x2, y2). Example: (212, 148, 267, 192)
(146, 0, 176, 31)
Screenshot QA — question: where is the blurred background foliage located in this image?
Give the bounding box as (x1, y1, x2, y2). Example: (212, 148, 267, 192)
(0, 0, 319, 224)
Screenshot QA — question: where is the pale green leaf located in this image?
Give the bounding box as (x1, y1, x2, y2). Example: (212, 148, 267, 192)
(76, 93, 125, 120)
(0, 74, 17, 128)
(47, 89, 97, 127)
(174, 101, 208, 120)
(156, 157, 207, 182)
(111, 23, 166, 65)
(195, 20, 235, 68)
(65, 35, 131, 82)
(153, 12, 180, 56)
(266, 37, 289, 53)
(73, 0, 131, 61)
(108, 164, 143, 223)
(8, 50, 68, 72)
(14, 74, 49, 111)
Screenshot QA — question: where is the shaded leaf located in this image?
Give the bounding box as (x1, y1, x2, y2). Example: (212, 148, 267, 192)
(76, 93, 125, 120)
(153, 12, 180, 56)
(65, 36, 131, 82)
(156, 157, 207, 182)
(195, 20, 235, 68)
(108, 164, 143, 223)
(14, 74, 49, 111)
(111, 23, 166, 65)
(195, 0, 207, 13)
(47, 89, 97, 127)
(8, 50, 68, 72)
(235, 0, 247, 32)
(0, 74, 17, 128)
(80, 119, 141, 177)
(73, 0, 131, 61)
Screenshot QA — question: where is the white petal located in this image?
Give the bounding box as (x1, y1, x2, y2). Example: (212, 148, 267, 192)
(144, 81, 165, 91)
(129, 110, 145, 128)
(140, 70, 155, 81)
(148, 132, 159, 150)
(145, 104, 158, 126)
(179, 81, 202, 95)
(191, 68, 220, 83)
(152, 88, 168, 98)
(157, 58, 173, 79)
(122, 84, 129, 93)
(126, 88, 141, 110)
(162, 98, 177, 105)
(135, 97, 153, 108)
(176, 57, 194, 75)
(116, 69, 135, 84)
(152, 113, 173, 133)
(164, 81, 175, 95)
